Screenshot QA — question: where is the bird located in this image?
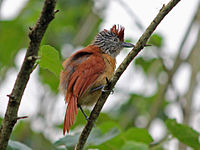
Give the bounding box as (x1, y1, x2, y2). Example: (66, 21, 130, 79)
(59, 24, 134, 135)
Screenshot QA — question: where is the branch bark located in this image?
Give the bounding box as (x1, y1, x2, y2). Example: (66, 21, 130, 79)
(76, 0, 181, 149)
(0, 0, 57, 149)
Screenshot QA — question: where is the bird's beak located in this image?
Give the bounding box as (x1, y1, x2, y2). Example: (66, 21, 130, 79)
(122, 42, 135, 48)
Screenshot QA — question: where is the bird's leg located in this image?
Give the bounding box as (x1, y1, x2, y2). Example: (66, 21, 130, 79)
(106, 77, 111, 86)
(77, 103, 89, 121)
(90, 78, 114, 94)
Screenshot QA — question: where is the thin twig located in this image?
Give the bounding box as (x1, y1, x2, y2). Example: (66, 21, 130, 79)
(182, 2, 200, 125)
(16, 116, 28, 120)
(76, 0, 181, 149)
(0, 0, 57, 149)
(116, 0, 144, 30)
(179, 11, 200, 150)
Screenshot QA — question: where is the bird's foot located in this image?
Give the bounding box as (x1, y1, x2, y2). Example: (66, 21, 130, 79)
(102, 77, 114, 94)
(101, 88, 114, 94)
(91, 78, 114, 94)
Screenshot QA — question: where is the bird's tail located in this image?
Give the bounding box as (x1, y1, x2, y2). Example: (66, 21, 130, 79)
(63, 93, 78, 135)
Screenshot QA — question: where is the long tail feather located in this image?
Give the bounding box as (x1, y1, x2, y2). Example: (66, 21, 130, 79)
(63, 94, 78, 135)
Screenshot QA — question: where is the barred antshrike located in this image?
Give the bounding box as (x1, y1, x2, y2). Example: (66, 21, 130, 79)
(59, 25, 134, 134)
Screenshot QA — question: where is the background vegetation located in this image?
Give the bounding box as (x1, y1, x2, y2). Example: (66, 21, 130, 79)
(0, 0, 200, 149)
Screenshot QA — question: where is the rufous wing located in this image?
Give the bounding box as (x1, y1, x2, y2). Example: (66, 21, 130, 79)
(60, 46, 105, 134)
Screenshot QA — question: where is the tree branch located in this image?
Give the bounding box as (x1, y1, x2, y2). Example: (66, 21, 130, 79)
(0, 0, 57, 149)
(179, 10, 200, 149)
(76, 0, 181, 149)
(116, 0, 144, 30)
(183, 8, 200, 124)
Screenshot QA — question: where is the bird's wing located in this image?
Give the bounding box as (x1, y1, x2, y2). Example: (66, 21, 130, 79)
(60, 47, 105, 134)
(68, 53, 105, 98)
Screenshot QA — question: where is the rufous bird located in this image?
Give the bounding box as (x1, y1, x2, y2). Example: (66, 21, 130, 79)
(59, 25, 134, 135)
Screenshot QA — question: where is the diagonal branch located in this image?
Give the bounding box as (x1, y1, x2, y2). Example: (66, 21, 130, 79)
(76, 0, 181, 149)
(0, 0, 57, 150)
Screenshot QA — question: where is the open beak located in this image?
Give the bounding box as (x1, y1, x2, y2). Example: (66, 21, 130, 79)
(122, 42, 135, 48)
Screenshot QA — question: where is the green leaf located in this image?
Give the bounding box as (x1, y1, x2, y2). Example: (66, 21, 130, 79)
(120, 141, 149, 150)
(11, 121, 54, 150)
(39, 45, 63, 78)
(91, 133, 123, 150)
(98, 121, 121, 134)
(149, 34, 163, 47)
(54, 127, 120, 149)
(124, 128, 153, 145)
(90, 127, 153, 150)
(54, 132, 79, 148)
(166, 119, 200, 149)
(7, 140, 32, 150)
(88, 127, 120, 146)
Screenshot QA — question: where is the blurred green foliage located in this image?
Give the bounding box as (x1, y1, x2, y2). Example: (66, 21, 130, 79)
(0, 20, 27, 69)
(0, 117, 2, 124)
(89, 127, 152, 150)
(0, 0, 102, 89)
(135, 57, 164, 77)
(11, 121, 54, 150)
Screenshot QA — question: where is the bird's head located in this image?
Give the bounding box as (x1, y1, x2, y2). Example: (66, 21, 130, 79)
(93, 25, 134, 57)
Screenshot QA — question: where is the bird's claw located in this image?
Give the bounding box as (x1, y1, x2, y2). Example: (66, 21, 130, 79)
(85, 116, 91, 122)
(101, 88, 114, 94)
(101, 88, 108, 93)
(101, 77, 114, 94)
(110, 89, 114, 94)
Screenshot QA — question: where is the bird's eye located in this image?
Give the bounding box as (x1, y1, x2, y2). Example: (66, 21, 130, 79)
(113, 38, 119, 42)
